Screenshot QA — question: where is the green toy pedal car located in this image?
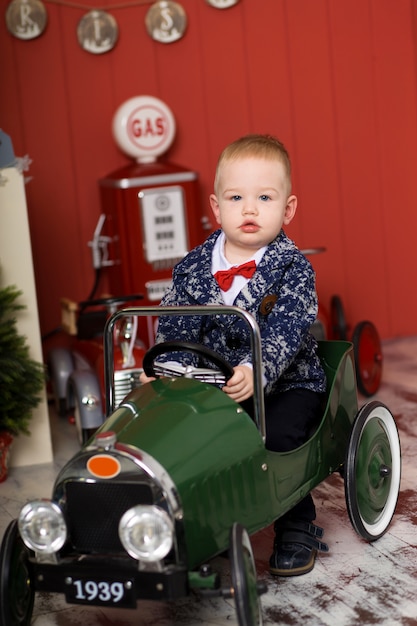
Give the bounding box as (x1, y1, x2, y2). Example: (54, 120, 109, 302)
(0, 306, 401, 626)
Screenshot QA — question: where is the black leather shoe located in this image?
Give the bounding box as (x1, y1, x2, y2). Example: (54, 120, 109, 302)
(269, 520, 328, 577)
(269, 542, 316, 577)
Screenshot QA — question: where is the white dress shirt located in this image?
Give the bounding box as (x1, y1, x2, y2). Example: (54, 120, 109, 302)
(211, 231, 267, 304)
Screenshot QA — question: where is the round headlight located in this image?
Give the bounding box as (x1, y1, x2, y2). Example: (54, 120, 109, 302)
(119, 505, 173, 562)
(18, 500, 67, 553)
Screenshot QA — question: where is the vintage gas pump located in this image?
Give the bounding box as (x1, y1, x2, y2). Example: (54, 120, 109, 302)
(98, 96, 206, 310)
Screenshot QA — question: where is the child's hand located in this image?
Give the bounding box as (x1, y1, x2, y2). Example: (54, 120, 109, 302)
(140, 371, 156, 384)
(222, 365, 254, 402)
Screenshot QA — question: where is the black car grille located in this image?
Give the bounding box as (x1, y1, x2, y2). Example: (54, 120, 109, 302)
(65, 481, 154, 553)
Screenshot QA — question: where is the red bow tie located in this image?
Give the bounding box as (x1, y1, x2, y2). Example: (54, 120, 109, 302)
(214, 260, 256, 291)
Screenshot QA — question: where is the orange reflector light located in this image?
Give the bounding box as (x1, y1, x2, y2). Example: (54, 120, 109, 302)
(87, 455, 121, 479)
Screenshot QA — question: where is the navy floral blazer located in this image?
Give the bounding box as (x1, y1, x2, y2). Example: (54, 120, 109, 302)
(156, 229, 326, 396)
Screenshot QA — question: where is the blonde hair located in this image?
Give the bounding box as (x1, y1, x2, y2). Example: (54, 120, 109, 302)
(214, 134, 292, 194)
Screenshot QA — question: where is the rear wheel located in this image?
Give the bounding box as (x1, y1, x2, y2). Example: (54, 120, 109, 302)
(345, 401, 401, 541)
(330, 295, 348, 340)
(0, 520, 34, 626)
(230, 523, 264, 626)
(352, 321, 383, 396)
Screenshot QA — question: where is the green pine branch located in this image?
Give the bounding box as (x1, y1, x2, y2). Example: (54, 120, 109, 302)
(0, 285, 45, 436)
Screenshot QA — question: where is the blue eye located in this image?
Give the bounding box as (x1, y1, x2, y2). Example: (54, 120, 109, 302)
(231, 195, 241, 201)
(260, 195, 270, 201)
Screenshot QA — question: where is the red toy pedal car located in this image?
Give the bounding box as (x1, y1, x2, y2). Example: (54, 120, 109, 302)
(48, 294, 145, 444)
(317, 294, 383, 397)
(302, 248, 383, 397)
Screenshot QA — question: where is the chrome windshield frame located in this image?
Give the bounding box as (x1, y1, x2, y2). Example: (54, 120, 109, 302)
(104, 305, 266, 440)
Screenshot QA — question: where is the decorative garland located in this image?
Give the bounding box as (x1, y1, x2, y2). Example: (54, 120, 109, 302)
(0, 156, 32, 187)
(46, 0, 152, 9)
(0, 131, 32, 186)
(5, 0, 239, 52)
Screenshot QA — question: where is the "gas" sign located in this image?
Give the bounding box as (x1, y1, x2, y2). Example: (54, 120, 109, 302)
(112, 95, 176, 163)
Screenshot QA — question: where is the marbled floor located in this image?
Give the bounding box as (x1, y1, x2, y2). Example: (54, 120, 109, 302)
(1, 336, 417, 625)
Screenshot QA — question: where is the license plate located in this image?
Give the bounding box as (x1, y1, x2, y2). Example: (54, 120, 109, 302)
(65, 577, 136, 608)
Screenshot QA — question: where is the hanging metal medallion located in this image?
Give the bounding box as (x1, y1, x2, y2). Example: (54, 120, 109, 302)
(77, 10, 118, 54)
(205, 0, 240, 8)
(5, 0, 47, 40)
(145, 1, 187, 44)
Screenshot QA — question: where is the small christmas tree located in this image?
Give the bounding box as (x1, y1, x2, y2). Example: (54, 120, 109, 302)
(0, 284, 45, 436)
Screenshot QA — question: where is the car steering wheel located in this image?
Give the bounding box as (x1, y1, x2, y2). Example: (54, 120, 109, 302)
(79, 294, 144, 309)
(142, 341, 234, 382)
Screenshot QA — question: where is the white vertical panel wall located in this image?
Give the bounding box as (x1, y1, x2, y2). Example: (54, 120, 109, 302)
(0, 166, 53, 467)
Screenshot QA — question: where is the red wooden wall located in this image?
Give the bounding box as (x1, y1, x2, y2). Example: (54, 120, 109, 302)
(2, 0, 417, 343)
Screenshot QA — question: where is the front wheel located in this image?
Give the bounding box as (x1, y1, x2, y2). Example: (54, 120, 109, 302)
(67, 370, 104, 446)
(230, 523, 265, 626)
(345, 401, 401, 541)
(0, 519, 35, 626)
(73, 394, 98, 445)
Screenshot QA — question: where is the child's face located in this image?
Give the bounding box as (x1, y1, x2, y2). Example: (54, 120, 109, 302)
(210, 157, 297, 259)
